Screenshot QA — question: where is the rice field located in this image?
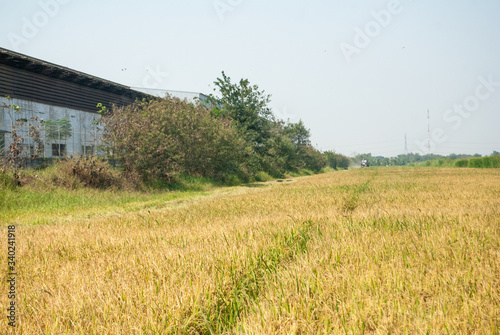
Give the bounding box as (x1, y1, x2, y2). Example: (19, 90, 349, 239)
(1, 167, 499, 334)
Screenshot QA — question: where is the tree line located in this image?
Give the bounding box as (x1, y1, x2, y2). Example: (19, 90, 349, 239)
(351, 152, 498, 167)
(99, 72, 350, 184)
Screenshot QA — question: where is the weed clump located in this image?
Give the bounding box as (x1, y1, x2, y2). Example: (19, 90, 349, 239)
(0, 170, 17, 190)
(254, 171, 273, 182)
(64, 157, 120, 189)
(14, 157, 139, 191)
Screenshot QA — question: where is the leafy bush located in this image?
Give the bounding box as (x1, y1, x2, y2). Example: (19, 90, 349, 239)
(224, 174, 241, 186)
(337, 154, 351, 170)
(481, 157, 493, 168)
(100, 97, 250, 181)
(415, 154, 500, 169)
(323, 151, 338, 170)
(469, 158, 483, 168)
(491, 155, 500, 168)
(454, 159, 469, 168)
(466, 155, 500, 169)
(255, 171, 273, 182)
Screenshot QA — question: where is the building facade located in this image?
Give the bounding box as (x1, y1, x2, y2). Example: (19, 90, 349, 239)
(0, 47, 150, 158)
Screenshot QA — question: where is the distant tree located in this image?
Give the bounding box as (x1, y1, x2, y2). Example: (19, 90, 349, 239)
(337, 154, 351, 170)
(324, 151, 338, 169)
(300, 145, 326, 172)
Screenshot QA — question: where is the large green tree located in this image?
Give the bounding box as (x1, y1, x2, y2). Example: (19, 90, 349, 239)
(207, 72, 326, 175)
(208, 71, 273, 151)
(283, 120, 311, 148)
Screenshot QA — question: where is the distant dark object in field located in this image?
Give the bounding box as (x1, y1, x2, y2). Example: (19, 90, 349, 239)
(277, 180, 284, 183)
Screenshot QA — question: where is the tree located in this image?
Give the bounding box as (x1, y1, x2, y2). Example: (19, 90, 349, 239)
(301, 145, 326, 172)
(283, 120, 310, 147)
(324, 151, 351, 170)
(337, 154, 351, 170)
(324, 151, 338, 169)
(208, 71, 273, 150)
(45, 117, 72, 156)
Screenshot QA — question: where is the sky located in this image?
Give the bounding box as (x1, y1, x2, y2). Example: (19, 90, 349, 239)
(1, 0, 499, 157)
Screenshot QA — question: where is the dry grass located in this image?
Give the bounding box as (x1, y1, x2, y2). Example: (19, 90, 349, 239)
(1, 167, 499, 334)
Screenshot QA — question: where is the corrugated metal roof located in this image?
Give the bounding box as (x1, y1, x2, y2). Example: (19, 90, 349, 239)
(0, 47, 150, 99)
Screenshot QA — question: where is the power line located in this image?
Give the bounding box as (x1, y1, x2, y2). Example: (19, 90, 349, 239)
(333, 139, 402, 148)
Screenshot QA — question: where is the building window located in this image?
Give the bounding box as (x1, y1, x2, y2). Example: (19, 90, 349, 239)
(52, 143, 66, 157)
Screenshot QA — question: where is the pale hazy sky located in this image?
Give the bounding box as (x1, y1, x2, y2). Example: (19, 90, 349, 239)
(1, 0, 499, 157)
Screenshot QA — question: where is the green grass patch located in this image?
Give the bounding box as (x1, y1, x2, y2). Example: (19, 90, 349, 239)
(0, 161, 223, 225)
(0, 186, 208, 225)
(185, 220, 314, 334)
(145, 173, 217, 191)
(254, 171, 273, 182)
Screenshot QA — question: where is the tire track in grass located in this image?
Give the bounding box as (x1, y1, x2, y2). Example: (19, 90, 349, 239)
(183, 220, 315, 334)
(342, 170, 378, 216)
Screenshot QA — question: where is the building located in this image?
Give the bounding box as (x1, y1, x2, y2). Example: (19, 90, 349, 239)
(0, 47, 154, 158)
(132, 87, 209, 105)
(0, 47, 208, 159)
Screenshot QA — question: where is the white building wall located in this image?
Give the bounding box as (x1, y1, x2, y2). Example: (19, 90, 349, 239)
(0, 97, 101, 158)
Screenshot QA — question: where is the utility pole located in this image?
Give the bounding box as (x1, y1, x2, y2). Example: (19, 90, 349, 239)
(404, 133, 408, 155)
(427, 109, 431, 154)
